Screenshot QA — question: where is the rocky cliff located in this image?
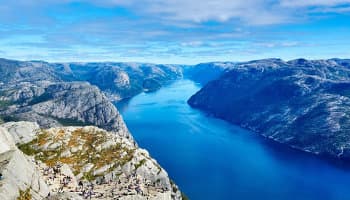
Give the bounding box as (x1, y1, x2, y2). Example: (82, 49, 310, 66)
(0, 82, 131, 140)
(188, 58, 350, 160)
(0, 58, 183, 102)
(65, 62, 183, 101)
(0, 122, 183, 200)
(183, 62, 235, 85)
(0, 125, 49, 200)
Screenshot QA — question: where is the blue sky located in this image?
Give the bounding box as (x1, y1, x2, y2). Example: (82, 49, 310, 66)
(0, 0, 350, 64)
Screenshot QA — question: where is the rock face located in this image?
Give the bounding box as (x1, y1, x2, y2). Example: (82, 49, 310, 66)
(188, 58, 350, 160)
(66, 62, 183, 100)
(183, 62, 235, 85)
(1, 122, 182, 200)
(1, 121, 40, 144)
(0, 82, 131, 140)
(0, 126, 50, 200)
(0, 59, 74, 83)
(0, 58, 183, 104)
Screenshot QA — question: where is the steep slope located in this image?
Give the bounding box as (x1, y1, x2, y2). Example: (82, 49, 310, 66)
(183, 62, 235, 85)
(0, 58, 183, 102)
(1, 122, 183, 200)
(188, 58, 350, 160)
(0, 126, 49, 200)
(0, 82, 131, 140)
(66, 62, 183, 100)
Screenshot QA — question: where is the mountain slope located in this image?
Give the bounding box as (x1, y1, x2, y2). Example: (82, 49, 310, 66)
(0, 125, 49, 200)
(188, 58, 350, 160)
(183, 62, 235, 85)
(0, 122, 183, 200)
(66, 62, 183, 100)
(0, 82, 132, 140)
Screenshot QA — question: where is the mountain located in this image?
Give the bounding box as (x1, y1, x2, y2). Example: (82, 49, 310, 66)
(188, 58, 350, 160)
(58, 62, 183, 101)
(0, 58, 184, 139)
(183, 62, 235, 85)
(0, 58, 183, 102)
(0, 82, 132, 140)
(0, 58, 185, 199)
(0, 122, 183, 200)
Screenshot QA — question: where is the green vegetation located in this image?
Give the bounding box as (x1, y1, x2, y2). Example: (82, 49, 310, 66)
(27, 92, 52, 105)
(17, 188, 32, 200)
(18, 143, 39, 156)
(0, 100, 13, 109)
(18, 128, 136, 181)
(83, 171, 96, 182)
(134, 159, 146, 170)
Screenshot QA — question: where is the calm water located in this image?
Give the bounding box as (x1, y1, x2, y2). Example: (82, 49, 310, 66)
(116, 79, 350, 200)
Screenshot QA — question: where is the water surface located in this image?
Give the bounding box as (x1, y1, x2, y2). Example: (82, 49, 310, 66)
(117, 79, 350, 200)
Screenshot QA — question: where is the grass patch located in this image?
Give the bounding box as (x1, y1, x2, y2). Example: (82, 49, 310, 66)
(17, 188, 32, 200)
(134, 159, 146, 170)
(19, 128, 136, 181)
(83, 171, 96, 182)
(18, 142, 39, 155)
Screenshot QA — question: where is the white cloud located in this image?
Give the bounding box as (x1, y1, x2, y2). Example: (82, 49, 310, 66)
(2, 0, 350, 26)
(280, 0, 350, 7)
(77, 0, 289, 25)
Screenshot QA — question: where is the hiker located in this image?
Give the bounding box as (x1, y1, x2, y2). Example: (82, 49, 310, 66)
(79, 181, 84, 191)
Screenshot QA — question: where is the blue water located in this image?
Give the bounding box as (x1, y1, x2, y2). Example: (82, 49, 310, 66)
(116, 79, 350, 200)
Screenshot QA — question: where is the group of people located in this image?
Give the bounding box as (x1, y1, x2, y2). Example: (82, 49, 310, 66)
(41, 164, 75, 194)
(39, 163, 170, 199)
(78, 182, 95, 199)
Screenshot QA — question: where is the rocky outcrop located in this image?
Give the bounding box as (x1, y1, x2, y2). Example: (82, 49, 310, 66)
(0, 82, 132, 140)
(2, 122, 182, 200)
(188, 58, 350, 160)
(1, 121, 40, 144)
(0, 126, 49, 200)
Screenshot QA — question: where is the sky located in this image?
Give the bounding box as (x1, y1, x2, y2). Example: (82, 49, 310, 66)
(0, 0, 350, 64)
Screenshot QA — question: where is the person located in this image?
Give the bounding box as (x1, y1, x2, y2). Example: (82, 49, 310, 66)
(0, 173, 3, 180)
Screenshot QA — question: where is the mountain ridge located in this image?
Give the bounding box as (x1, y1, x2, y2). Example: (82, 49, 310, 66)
(188, 58, 350, 160)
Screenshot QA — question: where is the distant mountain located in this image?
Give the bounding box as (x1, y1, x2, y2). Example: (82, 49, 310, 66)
(188, 58, 350, 160)
(65, 62, 183, 100)
(183, 62, 235, 85)
(0, 58, 183, 137)
(0, 58, 75, 83)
